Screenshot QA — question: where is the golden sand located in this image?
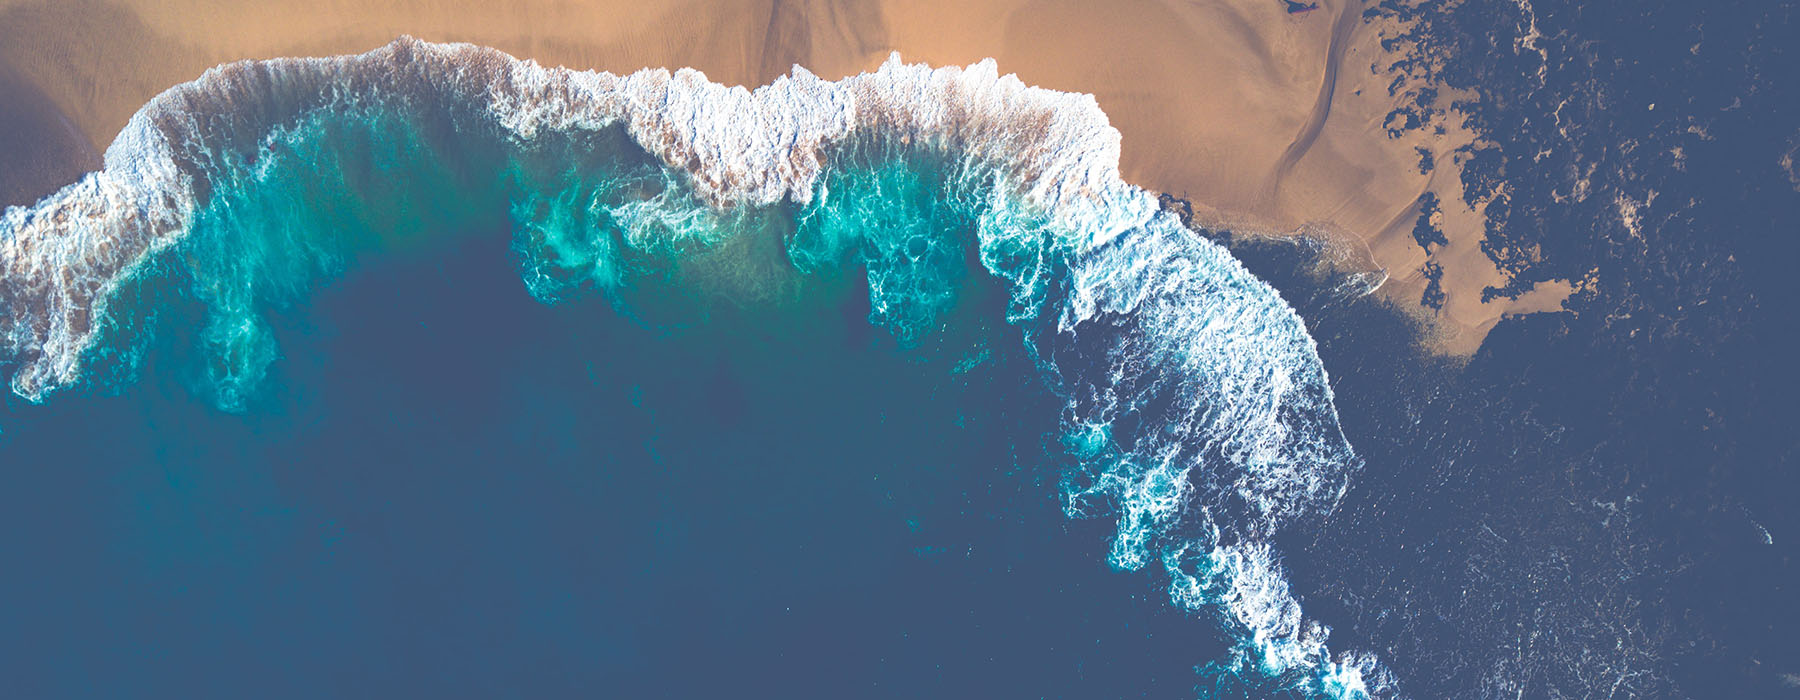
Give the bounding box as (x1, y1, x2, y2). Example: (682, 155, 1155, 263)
(0, 0, 1569, 353)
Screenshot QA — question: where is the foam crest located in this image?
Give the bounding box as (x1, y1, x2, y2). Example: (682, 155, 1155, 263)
(0, 38, 1389, 698)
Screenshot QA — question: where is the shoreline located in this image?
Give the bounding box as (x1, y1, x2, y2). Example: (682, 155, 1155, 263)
(0, 0, 1569, 354)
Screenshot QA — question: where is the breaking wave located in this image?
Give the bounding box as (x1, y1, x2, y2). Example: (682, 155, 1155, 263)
(0, 38, 1393, 697)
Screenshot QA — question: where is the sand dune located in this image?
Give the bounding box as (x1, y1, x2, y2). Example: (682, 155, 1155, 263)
(0, 0, 1568, 353)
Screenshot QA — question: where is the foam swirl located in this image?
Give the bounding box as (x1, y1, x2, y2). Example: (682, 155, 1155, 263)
(0, 37, 1391, 697)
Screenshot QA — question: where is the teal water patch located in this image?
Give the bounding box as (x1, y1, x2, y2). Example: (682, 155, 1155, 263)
(102, 109, 1044, 387)
(82, 105, 511, 409)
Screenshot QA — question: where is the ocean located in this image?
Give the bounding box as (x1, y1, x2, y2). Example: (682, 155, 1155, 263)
(0, 221, 1240, 696)
(1, 49, 1369, 696)
(4, 0, 1798, 696)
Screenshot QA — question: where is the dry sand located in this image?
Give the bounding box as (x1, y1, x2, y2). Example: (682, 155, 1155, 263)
(0, 0, 1570, 354)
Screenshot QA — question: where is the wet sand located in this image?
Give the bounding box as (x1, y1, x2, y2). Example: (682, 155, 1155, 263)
(0, 66, 100, 208)
(0, 0, 1569, 353)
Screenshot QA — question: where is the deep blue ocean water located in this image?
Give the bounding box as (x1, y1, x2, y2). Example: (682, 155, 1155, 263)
(0, 225, 1239, 697)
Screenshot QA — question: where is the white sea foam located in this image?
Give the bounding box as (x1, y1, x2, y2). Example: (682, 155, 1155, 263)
(0, 37, 1389, 698)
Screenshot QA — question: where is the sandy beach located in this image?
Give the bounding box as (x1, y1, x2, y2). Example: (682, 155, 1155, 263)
(0, 0, 1569, 353)
(0, 66, 100, 208)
